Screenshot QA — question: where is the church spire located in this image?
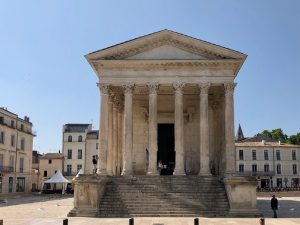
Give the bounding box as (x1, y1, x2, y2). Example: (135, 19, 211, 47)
(235, 123, 245, 141)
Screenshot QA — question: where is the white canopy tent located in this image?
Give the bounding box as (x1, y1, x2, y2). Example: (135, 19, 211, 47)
(43, 170, 71, 194)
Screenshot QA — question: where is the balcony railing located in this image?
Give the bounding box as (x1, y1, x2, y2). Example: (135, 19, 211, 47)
(0, 166, 14, 173)
(63, 172, 78, 176)
(236, 171, 275, 177)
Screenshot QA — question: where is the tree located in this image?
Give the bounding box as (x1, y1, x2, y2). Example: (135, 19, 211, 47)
(288, 132, 300, 145)
(260, 128, 288, 142)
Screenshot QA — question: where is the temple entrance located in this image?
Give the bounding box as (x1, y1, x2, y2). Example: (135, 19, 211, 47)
(157, 124, 175, 175)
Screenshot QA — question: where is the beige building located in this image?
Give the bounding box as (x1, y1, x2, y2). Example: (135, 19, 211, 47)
(62, 124, 92, 176)
(71, 30, 260, 217)
(39, 153, 64, 190)
(0, 107, 34, 195)
(235, 133, 300, 189)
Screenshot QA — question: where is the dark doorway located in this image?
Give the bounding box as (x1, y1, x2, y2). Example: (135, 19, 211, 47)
(157, 124, 175, 175)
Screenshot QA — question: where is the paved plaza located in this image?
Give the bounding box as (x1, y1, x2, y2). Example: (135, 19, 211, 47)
(0, 194, 300, 225)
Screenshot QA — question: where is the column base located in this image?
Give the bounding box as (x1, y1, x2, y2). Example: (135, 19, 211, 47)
(198, 171, 212, 176)
(121, 169, 133, 176)
(147, 170, 159, 175)
(173, 170, 186, 175)
(96, 169, 107, 175)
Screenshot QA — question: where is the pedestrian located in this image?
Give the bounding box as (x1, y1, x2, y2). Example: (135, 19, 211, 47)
(271, 195, 278, 218)
(157, 160, 163, 175)
(92, 155, 98, 174)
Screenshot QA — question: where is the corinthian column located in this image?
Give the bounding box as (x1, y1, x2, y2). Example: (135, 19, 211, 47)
(97, 83, 109, 175)
(224, 82, 237, 174)
(107, 94, 114, 175)
(121, 83, 135, 176)
(147, 83, 159, 175)
(173, 82, 185, 175)
(112, 95, 119, 176)
(199, 82, 211, 175)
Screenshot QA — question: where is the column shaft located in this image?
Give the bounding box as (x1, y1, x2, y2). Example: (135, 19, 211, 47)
(147, 83, 159, 175)
(117, 107, 123, 175)
(224, 83, 236, 174)
(112, 102, 118, 176)
(107, 96, 114, 175)
(173, 83, 185, 175)
(97, 83, 109, 175)
(121, 84, 134, 175)
(199, 83, 211, 175)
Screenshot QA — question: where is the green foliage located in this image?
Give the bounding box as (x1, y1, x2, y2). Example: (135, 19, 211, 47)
(260, 128, 290, 143)
(287, 132, 300, 145)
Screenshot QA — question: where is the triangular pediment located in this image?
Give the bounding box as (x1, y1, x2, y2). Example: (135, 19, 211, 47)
(86, 29, 247, 61)
(126, 45, 208, 60)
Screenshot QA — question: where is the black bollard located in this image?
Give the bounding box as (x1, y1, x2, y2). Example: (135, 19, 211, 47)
(129, 217, 134, 225)
(194, 218, 199, 225)
(259, 218, 265, 225)
(63, 218, 68, 225)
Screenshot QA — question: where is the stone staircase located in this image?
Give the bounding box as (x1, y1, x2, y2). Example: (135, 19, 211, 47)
(97, 175, 229, 217)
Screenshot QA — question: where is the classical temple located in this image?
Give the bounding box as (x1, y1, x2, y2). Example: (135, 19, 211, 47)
(69, 30, 260, 217)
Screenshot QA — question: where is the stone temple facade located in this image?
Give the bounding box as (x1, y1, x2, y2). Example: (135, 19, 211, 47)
(70, 30, 259, 217)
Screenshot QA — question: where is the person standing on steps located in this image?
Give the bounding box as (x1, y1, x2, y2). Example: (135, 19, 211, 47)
(271, 195, 278, 218)
(92, 155, 98, 174)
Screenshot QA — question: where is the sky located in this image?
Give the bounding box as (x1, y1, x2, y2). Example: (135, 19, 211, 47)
(0, 0, 299, 153)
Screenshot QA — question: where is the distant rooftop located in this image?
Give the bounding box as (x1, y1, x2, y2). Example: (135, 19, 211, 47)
(86, 130, 99, 139)
(63, 123, 92, 133)
(41, 153, 64, 159)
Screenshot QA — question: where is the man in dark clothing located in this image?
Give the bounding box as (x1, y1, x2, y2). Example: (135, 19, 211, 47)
(271, 195, 278, 218)
(92, 155, 98, 174)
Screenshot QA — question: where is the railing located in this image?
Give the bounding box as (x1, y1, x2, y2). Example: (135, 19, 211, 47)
(63, 172, 78, 176)
(0, 166, 14, 172)
(236, 171, 275, 177)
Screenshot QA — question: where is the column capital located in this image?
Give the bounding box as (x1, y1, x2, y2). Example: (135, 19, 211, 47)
(173, 82, 185, 94)
(198, 82, 211, 94)
(224, 82, 237, 93)
(122, 83, 135, 94)
(97, 83, 110, 94)
(147, 82, 159, 94)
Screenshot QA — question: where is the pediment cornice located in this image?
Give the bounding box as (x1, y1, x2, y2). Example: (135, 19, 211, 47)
(92, 59, 242, 73)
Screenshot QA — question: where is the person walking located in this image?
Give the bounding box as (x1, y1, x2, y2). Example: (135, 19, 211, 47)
(271, 195, 278, 218)
(92, 155, 98, 174)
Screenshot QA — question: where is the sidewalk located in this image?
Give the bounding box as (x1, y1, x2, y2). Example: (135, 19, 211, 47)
(1, 195, 300, 224)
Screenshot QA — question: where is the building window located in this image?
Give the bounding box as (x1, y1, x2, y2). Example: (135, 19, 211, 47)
(19, 158, 24, 173)
(11, 134, 15, 147)
(276, 150, 281, 160)
(293, 164, 297, 175)
(96, 143, 98, 150)
(77, 164, 82, 172)
(11, 120, 14, 128)
(264, 150, 269, 160)
(252, 150, 256, 160)
(239, 164, 244, 173)
(78, 149, 82, 159)
(0, 177, 2, 193)
(78, 135, 82, 142)
(20, 124, 24, 131)
(44, 170, 47, 177)
(0, 131, 5, 144)
(0, 117, 3, 124)
(252, 164, 257, 173)
(68, 135, 72, 142)
(0, 154, 3, 168)
(67, 165, 72, 175)
(48, 159, 52, 164)
(16, 177, 25, 192)
(277, 178, 282, 188)
(20, 138, 25, 150)
(67, 149, 72, 159)
(239, 150, 243, 160)
(9, 156, 14, 172)
(264, 164, 269, 173)
(292, 150, 296, 160)
(9, 177, 13, 192)
(276, 164, 281, 174)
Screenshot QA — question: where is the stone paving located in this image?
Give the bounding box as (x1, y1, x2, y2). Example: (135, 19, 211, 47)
(0, 194, 300, 224)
